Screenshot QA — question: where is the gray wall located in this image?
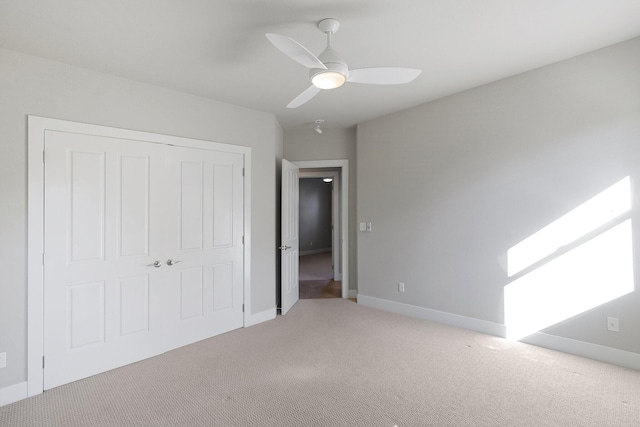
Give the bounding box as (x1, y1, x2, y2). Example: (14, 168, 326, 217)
(0, 48, 282, 389)
(299, 179, 333, 253)
(283, 127, 357, 291)
(357, 37, 640, 355)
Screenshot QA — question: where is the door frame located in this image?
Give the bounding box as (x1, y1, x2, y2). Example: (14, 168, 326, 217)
(293, 160, 349, 298)
(27, 116, 252, 397)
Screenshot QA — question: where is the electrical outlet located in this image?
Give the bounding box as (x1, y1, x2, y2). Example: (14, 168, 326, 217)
(0, 352, 6, 369)
(398, 282, 405, 293)
(607, 317, 619, 332)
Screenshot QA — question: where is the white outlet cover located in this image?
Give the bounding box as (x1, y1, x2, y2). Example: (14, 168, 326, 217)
(0, 352, 6, 368)
(607, 317, 619, 332)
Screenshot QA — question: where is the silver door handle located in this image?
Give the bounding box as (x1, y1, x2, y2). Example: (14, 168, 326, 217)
(147, 260, 163, 268)
(278, 245, 291, 251)
(166, 259, 182, 266)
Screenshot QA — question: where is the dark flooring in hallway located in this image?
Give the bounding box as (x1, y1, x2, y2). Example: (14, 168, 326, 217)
(299, 252, 341, 299)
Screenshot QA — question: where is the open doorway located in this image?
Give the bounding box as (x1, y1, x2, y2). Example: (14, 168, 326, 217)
(293, 160, 349, 300)
(298, 176, 340, 298)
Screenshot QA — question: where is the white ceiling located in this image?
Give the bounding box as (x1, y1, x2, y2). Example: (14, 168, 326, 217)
(1, 0, 640, 131)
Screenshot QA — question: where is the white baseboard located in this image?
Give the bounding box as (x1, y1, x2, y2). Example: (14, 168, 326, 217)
(0, 381, 27, 407)
(522, 332, 640, 371)
(348, 289, 357, 299)
(356, 294, 640, 371)
(299, 248, 331, 256)
(357, 294, 505, 337)
(245, 307, 276, 327)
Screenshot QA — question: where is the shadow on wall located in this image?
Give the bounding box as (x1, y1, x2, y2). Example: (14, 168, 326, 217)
(504, 176, 634, 340)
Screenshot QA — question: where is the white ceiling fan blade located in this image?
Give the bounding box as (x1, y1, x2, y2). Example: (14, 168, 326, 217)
(266, 33, 327, 70)
(287, 85, 322, 109)
(348, 67, 422, 85)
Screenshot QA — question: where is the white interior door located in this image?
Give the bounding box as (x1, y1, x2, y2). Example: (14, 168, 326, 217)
(164, 147, 245, 350)
(44, 132, 166, 389)
(280, 160, 299, 315)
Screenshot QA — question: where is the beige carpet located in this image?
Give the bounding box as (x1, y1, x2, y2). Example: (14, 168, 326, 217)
(2, 299, 639, 426)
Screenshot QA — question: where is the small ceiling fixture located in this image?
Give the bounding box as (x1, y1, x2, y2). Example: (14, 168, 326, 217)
(314, 119, 324, 134)
(323, 177, 333, 183)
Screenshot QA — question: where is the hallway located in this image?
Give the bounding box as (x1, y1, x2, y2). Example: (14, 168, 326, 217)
(299, 252, 341, 299)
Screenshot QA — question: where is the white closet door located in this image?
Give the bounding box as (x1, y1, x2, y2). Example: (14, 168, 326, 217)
(164, 146, 245, 350)
(43, 132, 166, 389)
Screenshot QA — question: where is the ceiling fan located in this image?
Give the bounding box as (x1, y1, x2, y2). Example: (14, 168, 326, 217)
(266, 18, 422, 108)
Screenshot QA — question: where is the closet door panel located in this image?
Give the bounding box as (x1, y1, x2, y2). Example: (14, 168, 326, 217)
(43, 131, 166, 390)
(165, 147, 245, 350)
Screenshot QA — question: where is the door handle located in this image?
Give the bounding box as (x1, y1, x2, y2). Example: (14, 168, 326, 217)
(147, 260, 163, 268)
(278, 245, 291, 251)
(166, 259, 182, 266)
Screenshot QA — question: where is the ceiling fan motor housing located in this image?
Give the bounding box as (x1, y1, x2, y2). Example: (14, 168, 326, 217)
(309, 46, 349, 87)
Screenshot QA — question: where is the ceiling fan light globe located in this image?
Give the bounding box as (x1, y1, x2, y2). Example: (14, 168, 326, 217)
(311, 71, 346, 89)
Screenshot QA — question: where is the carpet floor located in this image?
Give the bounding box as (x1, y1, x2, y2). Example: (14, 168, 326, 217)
(2, 299, 639, 426)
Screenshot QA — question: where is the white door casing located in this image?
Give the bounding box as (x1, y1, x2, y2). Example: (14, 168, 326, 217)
(28, 116, 251, 395)
(280, 160, 299, 315)
(294, 160, 349, 299)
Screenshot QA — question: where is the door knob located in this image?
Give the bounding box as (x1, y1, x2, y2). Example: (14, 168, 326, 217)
(147, 260, 163, 268)
(278, 245, 292, 251)
(166, 259, 182, 266)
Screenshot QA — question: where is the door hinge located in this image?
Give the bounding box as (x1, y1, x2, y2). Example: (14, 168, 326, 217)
(42, 253, 45, 265)
(42, 356, 45, 369)
(242, 236, 244, 244)
(242, 168, 245, 177)
(42, 151, 45, 163)
(242, 304, 245, 313)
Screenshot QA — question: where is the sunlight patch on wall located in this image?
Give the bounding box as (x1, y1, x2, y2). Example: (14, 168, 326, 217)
(504, 176, 634, 341)
(505, 220, 634, 340)
(507, 177, 631, 277)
